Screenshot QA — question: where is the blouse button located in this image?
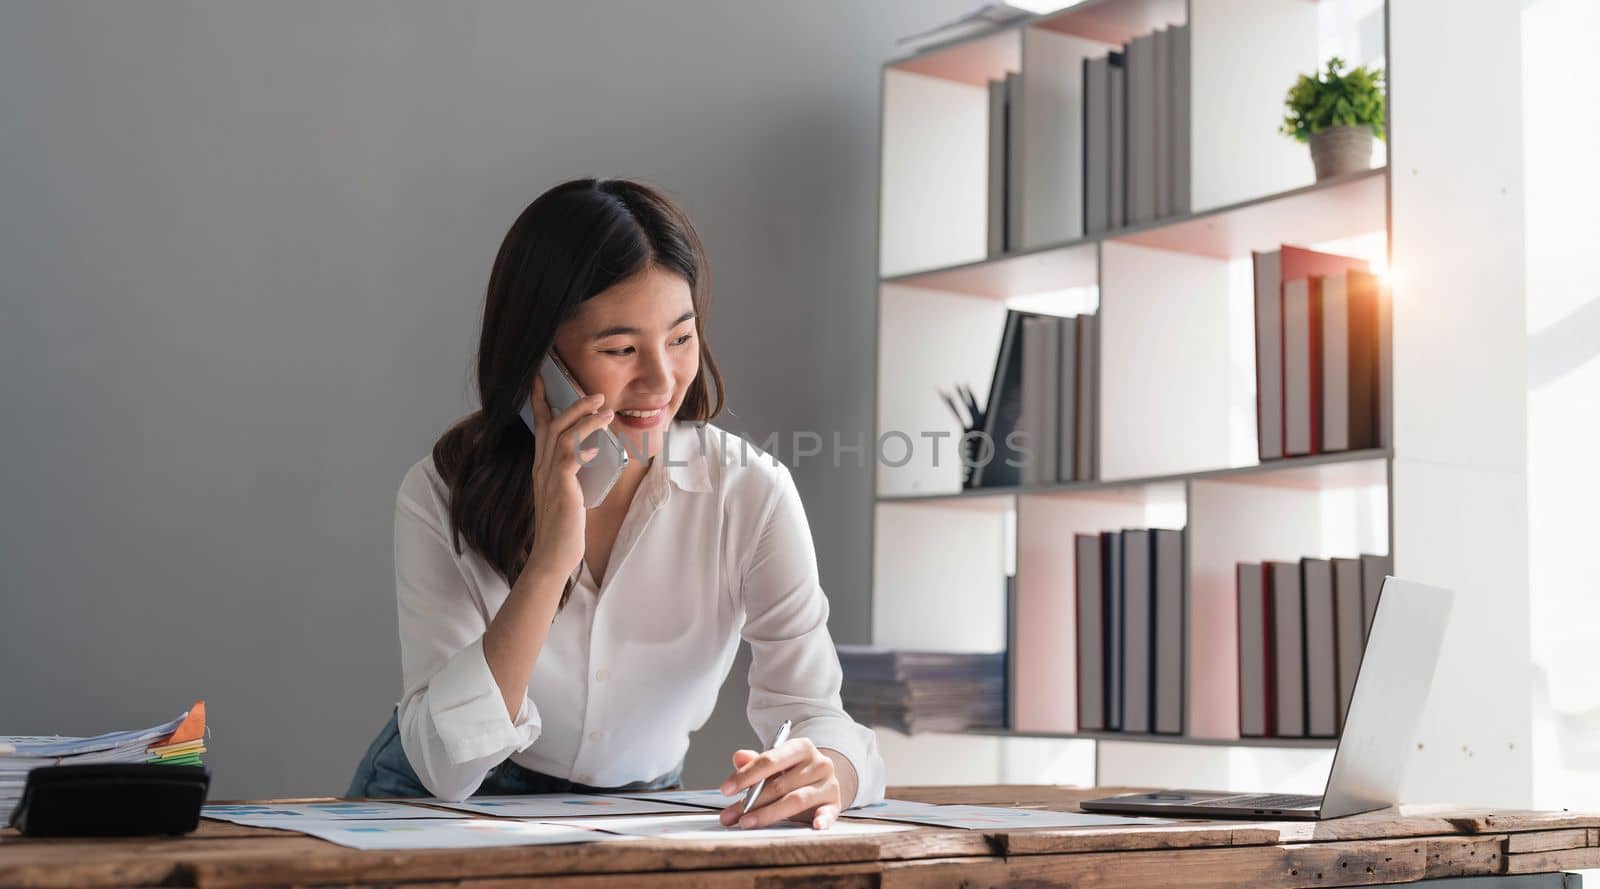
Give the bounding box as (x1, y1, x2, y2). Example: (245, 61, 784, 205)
(589, 730, 603, 742)
(595, 668, 611, 683)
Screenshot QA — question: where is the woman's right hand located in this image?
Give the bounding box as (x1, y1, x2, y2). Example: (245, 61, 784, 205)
(526, 374, 613, 582)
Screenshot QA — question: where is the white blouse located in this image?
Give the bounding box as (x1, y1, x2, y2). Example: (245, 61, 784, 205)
(391, 419, 885, 806)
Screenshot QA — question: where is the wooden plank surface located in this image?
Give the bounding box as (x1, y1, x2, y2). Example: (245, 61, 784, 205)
(2, 786, 1595, 889)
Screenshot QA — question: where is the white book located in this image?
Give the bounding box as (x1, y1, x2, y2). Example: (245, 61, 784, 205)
(1283, 277, 1313, 457)
(1253, 250, 1285, 460)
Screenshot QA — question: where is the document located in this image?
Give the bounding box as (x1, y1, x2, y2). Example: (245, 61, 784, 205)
(202, 801, 464, 825)
(246, 817, 627, 850)
(423, 793, 704, 818)
(551, 813, 913, 841)
(613, 788, 744, 809)
(842, 804, 1169, 830)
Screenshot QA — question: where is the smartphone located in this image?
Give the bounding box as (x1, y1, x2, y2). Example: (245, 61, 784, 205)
(519, 352, 629, 508)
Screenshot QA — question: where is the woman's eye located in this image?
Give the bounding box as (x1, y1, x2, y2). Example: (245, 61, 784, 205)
(604, 347, 633, 356)
(672, 334, 693, 346)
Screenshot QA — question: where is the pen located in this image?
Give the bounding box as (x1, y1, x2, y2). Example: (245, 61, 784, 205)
(740, 718, 793, 816)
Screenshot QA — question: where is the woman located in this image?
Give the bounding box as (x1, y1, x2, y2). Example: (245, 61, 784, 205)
(347, 177, 884, 830)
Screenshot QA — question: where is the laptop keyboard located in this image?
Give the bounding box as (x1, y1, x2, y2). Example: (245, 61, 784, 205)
(1189, 793, 1321, 810)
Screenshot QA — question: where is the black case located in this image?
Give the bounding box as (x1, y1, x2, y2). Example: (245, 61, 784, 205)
(9, 764, 210, 837)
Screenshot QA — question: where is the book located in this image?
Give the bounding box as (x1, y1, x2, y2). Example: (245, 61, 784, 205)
(1075, 534, 1106, 731)
(1152, 28, 1172, 219)
(1005, 70, 1024, 252)
(975, 311, 1025, 487)
(1360, 553, 1392, 640)
(1104, 530, 1125, 731)
(1057, 315, 1079, 481)
(1253, 250, 1286, 460)
(1321, 269, 1383, 452)
(1152, 528, 1185, 735)
(1020, 316, 1059, 484)
(1253, 247, 1372, 460)
(1108, 52, 1127, 228)
(1120, 529, 1154, 734)
(1083, 55, 1110, 235)
(1331, 556, 1365, 728)
(1237, 563, 1270, 737)
(1125, 32, 1156, 225)
(988, 78, 1008, 257)
(1170, 24, 1191, 215)
(1302, 558, 1338, 738)
(1075, 312, 1098, 481)
(1268, 560, 1305, 737)
(1283, 277, 1319, 457)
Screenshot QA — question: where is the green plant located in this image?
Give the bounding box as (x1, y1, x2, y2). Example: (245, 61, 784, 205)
(1279, 56, 1386, 143)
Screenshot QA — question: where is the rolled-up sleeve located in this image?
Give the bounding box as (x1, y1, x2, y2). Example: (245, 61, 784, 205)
(393, 487, 540, 802)
(738, 463, 886, 809)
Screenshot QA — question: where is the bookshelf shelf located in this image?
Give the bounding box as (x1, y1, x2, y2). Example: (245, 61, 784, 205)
(879, 166, 1388, 296)
(876, 448, 1392, 507)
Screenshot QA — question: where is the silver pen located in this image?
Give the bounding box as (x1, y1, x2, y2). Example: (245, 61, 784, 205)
(740, 718, 793, 817)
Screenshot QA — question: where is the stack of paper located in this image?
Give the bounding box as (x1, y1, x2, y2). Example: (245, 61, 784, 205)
(1, 700, 207, 816)
(837, 647, 1005, 734)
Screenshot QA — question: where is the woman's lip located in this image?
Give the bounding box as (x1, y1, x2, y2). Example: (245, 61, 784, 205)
(615, 410, 668, 429)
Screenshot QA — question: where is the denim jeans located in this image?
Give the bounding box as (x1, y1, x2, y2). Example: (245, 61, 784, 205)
(346, 708, 684, 798)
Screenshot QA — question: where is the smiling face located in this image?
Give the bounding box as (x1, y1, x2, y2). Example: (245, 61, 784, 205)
(550, 265, 699, 462)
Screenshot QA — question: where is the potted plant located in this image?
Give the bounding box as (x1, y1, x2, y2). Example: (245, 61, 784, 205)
(1280, 56, 1386, 181)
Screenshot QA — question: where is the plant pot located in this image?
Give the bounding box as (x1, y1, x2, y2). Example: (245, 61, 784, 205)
(1308, 124, 1375, 181)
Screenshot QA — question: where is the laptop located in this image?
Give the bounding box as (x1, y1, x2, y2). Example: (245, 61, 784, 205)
(1080, 576, 1453, 820)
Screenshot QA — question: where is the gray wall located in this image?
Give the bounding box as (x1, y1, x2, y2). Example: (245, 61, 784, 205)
(0, 0, 969, 798)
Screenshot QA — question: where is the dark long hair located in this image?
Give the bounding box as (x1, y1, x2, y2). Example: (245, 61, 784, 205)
(431, 178, 725, 599)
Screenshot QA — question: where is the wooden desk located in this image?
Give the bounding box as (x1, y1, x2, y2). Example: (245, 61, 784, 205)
(1, 786, 1595, 888)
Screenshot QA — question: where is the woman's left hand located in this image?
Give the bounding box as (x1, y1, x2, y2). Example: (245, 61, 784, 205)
(718, 737, 857, 830)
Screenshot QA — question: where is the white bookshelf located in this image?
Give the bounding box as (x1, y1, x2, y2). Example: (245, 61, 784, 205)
(869, 0, 1531, 805)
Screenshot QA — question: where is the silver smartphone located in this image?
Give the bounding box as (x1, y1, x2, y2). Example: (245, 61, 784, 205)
(519, 352, 629, 508)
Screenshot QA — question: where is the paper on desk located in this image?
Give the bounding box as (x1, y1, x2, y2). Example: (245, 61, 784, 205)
(842, 804, 1170, 830)
(548, 813, 913, 841)
(842, 798, 945, 819)
(246, 817, 627, 850)
(424, 793, 705, 818)
(203, 801, 466, 825)
(612, 788, 744, 809)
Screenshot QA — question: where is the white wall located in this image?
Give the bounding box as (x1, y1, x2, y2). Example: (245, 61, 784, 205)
(0, 0, 977, 798)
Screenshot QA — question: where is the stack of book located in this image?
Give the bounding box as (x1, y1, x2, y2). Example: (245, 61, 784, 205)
(984, 21, 1189, 252)
(1075, 529, 1186, 735)
(837, 646, 1005, 735)
(1082, 23, 1191, 234)
(972, 309, 1097, 487)
(0, 700, 207, 816)
(1237, 557, 1390, 738)
(1253, 245, 1386, 460)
